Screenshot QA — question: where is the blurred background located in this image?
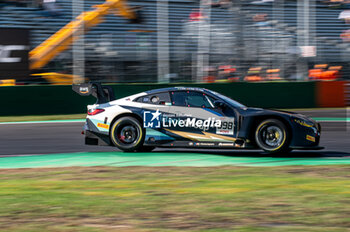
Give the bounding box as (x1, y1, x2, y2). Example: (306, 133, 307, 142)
(1, 0, 350, 85)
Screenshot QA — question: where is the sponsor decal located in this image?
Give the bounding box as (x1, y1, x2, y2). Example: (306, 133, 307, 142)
(193, 142, 215, 146)
(176, 113, 192, 117)
(143, 109, 161, 128)
(218, 143, 235, 146)
(198, 142, 215, 146)
(216, 120, 234, 135)
(294, 119, 313, 128)
(306, 135, 316, 142)
(97, 123, 109, 129)
(0, 45, 28, 63)
(175, 87, 203, 92)
(79, 86, 89, 94)
(143, 109, 222, 131)
(0, 28, 30, 79)
(163, 117, 221, 131)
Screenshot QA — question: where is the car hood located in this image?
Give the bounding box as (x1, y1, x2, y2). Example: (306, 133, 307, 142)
(243, 107, 308, 117)
(242, 107, 316, 124)
(242, 107, 295, 115)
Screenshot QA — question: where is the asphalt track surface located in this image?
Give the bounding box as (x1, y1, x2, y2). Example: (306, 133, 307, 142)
(0, 108, 349, 164)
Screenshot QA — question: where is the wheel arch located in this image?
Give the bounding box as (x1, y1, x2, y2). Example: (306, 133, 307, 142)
(109, 113, 144, 144)
(109, 113, 144, 134)
(109, 113, 146, 151)
(248, 115, 293, 145)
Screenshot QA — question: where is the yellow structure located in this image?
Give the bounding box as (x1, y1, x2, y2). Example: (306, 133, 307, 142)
(0, 79, 16, 86)
(29, 0, 138, 84)
(31, 73, 82, 85)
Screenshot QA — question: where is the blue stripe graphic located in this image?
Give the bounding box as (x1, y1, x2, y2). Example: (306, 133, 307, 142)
(204, 108, 223, 117)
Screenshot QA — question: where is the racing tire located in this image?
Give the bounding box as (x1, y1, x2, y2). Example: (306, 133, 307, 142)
(110, 116, 145, 152)
(255, 119, 290, 154)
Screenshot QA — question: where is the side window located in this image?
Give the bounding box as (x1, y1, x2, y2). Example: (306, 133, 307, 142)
(171, 91, 215, 108)
(135, 92, 171, 105)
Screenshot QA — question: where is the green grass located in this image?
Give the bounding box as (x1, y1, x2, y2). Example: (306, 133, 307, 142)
(0, 166, 350, 231)
(0, 114, 86, 122)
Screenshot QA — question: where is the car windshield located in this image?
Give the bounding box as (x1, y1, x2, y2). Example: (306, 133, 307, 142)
(208, 90, 246, 109)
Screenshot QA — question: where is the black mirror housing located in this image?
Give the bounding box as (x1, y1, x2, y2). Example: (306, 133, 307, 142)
(214, 100, 226, 108)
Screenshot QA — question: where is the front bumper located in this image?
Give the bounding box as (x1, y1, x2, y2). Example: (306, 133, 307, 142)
(290, 121, 321, 149)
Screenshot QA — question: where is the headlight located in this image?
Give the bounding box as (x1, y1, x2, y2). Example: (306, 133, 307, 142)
(311, 127, 317, 134)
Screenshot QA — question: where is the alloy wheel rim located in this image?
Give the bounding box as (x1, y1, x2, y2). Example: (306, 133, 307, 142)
(260, 125, 284, 148)
(116, 124, 138, 144)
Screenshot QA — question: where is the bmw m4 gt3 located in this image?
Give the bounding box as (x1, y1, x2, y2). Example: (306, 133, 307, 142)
(73, 83, 322, 153)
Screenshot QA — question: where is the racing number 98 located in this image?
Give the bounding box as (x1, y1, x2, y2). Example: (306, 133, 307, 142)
(219, 122, 233, 130)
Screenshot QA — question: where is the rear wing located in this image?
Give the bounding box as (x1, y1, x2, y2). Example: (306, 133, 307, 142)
(72, 82, 116, 104)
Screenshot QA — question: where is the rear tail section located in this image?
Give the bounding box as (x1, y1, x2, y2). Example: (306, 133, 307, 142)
(72, 82, 115, 104)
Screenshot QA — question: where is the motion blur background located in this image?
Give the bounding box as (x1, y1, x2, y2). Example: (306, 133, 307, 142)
(0, 0, 349, 114)
(1, 3, 349, 231)
(1, 0, 350, 84)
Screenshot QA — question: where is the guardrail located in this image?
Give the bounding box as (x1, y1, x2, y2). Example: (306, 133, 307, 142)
(0, 81, 345, 116)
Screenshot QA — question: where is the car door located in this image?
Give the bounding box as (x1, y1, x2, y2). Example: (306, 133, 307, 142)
(136, 92, 171, 129)
(164, 90, 238, 143)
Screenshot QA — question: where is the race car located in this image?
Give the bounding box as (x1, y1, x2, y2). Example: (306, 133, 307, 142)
(73, 82, 322, 153)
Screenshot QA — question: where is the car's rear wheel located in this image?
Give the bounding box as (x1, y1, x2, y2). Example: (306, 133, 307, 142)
(255, 119, 290, 153)
(110, 116, 145, 152)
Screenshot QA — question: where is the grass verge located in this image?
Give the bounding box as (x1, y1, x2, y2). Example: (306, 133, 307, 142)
(0, 166, 349, 231)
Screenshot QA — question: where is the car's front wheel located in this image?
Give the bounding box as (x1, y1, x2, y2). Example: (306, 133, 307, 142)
(110, 116, 145, 152)
(255, 119, 291, 153)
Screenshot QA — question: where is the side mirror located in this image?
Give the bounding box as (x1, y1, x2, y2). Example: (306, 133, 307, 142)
(214, 100, 226, 108)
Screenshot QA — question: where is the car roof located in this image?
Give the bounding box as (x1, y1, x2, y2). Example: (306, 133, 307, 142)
(145, 86, 208, 94)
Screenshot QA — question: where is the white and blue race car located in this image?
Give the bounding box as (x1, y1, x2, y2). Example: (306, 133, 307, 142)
(73, 82, 322, 153)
